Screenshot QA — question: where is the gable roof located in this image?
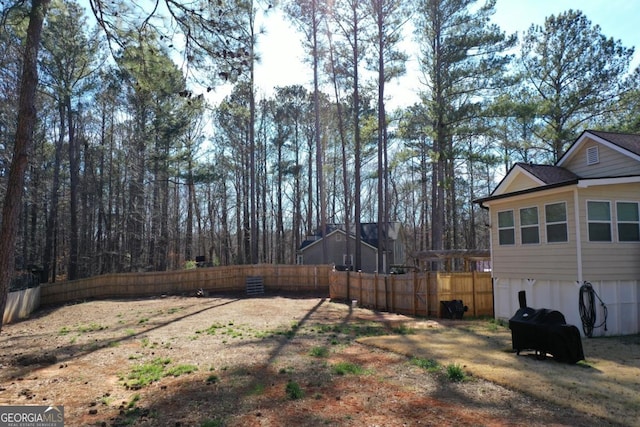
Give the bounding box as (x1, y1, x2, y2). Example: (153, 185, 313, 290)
(488, 162, 579, 200)
(516, 163, 579, 185)
(298, 228, 378, 252)
(475, 130, 640, 206)
(299, 222, 402, 251)
(557, 130, 640, 166)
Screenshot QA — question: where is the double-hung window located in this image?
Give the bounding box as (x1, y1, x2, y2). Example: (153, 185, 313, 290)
(520, 207, 539, 244)
(498, 210, 515, 245)
(545, 202, 568, 243)
(587, 201, 612, 242)
(617, 202, 640, 242)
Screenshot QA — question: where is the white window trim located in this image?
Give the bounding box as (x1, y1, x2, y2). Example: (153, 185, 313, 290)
(497, 209, 515, 246)
(544, 201, 568, 243)
(615, 200, 640, 243)
(587, 200, 612, 242)
(519, 205, 540, 245)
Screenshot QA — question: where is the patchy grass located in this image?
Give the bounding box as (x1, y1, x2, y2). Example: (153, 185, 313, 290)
(121, 358, 198, 389)
(309, 346, 330, 358)
(446, 363, 466, 382)
(2, 297, 632, 427)
(285, 380, 304, 400)
(410, 357, 440, 372)
(332, 361, 366, 376)
(165, 364, 198, 377)
(201, 419, 223, 427)
(77, 322, 108, 333)
(121, 358, 171, 389)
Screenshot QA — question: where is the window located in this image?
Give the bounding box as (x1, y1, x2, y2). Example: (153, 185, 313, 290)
(617, 202, 640, 242)
(520, 207, 539, 244)
(587, 201, 611, 242)
(545, 202, 568, 243)
(343, 254, 353, 266)
(498, 210, 515, 245)
(586, 146, 599, 165)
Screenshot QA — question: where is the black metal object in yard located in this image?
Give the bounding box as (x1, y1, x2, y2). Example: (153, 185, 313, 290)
(440, 300, 468, 319)
(508, 291, 584, 364)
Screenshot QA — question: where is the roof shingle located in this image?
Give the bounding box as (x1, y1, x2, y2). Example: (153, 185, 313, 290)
(517, 162, 579, 185)
(587, 130, 640, 157)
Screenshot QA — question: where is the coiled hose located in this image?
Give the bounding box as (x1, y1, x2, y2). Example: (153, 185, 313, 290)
(579, 281, 608, 338)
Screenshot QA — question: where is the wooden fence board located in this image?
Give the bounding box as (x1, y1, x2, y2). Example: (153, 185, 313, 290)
(37, 267, 492, 319)
(329, 270, 492, 318)
(40, 265, 332, 306)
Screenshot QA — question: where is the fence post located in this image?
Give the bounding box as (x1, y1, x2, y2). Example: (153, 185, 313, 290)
(472, 271, 478, 317)
(373, 272, 378, 310)
(389, 274, 394, 313)
(412, 271, 417, 316)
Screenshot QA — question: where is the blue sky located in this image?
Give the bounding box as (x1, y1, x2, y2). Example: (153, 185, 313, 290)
(253, 0, 640, 108)
(493, 0, 640, 68)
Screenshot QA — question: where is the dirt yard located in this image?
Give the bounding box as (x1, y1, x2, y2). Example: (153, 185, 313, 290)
(0, 294, 637, 426)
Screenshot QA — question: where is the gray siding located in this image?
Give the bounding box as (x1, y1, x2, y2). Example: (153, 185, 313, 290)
(563, 140, 640, 178)
(301, 232, 378, 273)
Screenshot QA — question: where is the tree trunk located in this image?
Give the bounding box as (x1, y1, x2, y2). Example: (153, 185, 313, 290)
(375, 3, 386, 274)
(67, 95, 79, 280)
(0, 0, 50, 332)
(311, 1, 327, 264)
(43, 103, 65, 283)
(352, 2, 362, 272)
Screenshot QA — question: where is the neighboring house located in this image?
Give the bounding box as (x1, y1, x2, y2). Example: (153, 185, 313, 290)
(475, 130, 640, 336)
(297, 222, 406, 273)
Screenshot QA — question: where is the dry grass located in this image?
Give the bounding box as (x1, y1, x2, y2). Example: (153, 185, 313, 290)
(360, 318, 640, 426)
(0, 295, 635, 426)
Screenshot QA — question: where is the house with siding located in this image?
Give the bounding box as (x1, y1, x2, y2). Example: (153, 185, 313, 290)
(475, 130, 640, 336)
(297, 222, 406, 273)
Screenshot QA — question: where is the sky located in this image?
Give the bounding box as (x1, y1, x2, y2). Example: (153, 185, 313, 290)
(250, 0, 640, 109)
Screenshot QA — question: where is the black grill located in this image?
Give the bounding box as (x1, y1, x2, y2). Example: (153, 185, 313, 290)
(440, 300, 468, 319)
(508, 291, 584, 364)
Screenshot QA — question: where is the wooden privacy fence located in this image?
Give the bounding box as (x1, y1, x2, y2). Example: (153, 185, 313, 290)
(40, 264, 331, 306)
(329, 270, 493, 317)
(33, 265, 492, 319)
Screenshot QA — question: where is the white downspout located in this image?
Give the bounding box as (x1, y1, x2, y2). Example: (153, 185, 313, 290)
(573, 188, 583, 283)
